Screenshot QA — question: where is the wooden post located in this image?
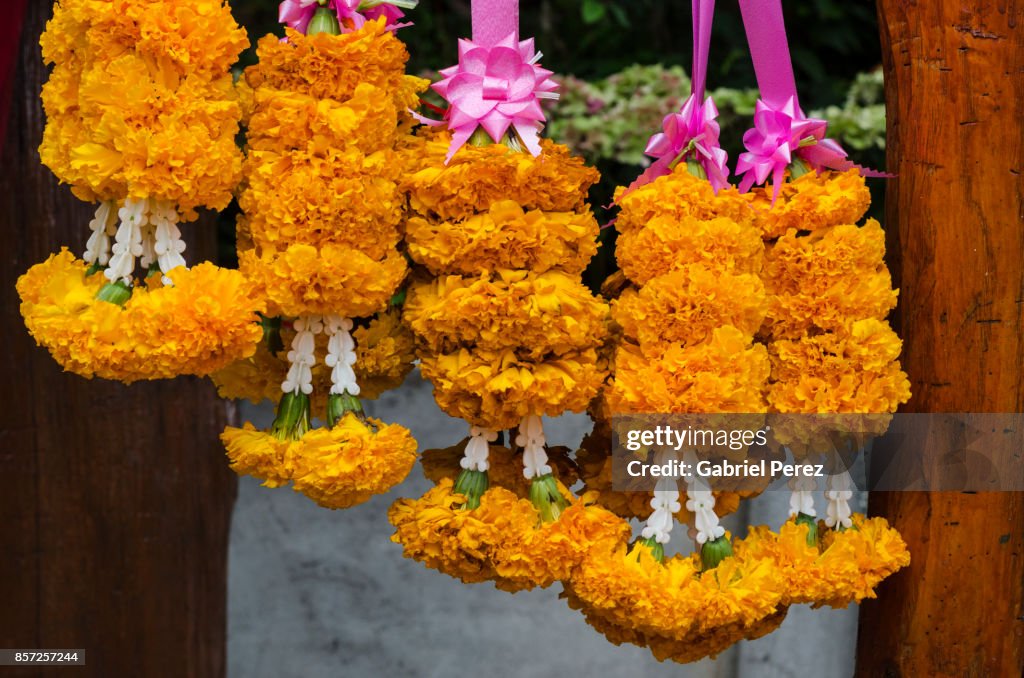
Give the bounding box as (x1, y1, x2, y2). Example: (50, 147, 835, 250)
(857, 2, 1024, 676)
(0, 4, 237, 677)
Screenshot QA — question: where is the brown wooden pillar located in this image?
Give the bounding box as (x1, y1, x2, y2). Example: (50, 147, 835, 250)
(0, 3, 237, 677)
(857, 2, 1024, 676)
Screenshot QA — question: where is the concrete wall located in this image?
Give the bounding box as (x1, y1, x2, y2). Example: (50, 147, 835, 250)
(227, 374, 860, 678)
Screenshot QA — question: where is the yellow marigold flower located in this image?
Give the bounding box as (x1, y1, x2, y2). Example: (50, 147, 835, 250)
(239, 244, 407, 319)
(387, 478, 538, 584)
(566, 541, 786, 654)
(765, 220, 888, 293)
(614, 166, 756, 235)
(211, 340, 291, 406)
(222, 414, 417, 510)
(746, 169, 872, 239)
(18, 249, 263, 382)
(418, 347, 607, 430)
(613, 266, 767, 353)
(400, 129, 600, 220)
(221, 423, 295, 488)
(244, 22, 420, 109)
(405, 200, 600, 276)
(492, 499, 632, 592)
(239, 148, 402, 257)
(737, 515, 910, 609)
(352, 310, 416, 400)
(404, 269, 610, 359)
(762, 220, 897, 338)
(420, 440, 579, 499)
(245, 83, 403, 155)
(616, 214, 765, 286)
(42, 0, 248, 80)
(818, 514, 911, 607)
(288, 414, 417, 509)
(767, 320, 911, 413)
(606, 327, 770, 415)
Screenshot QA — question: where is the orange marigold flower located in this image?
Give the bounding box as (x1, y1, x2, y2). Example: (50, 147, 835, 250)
(404, 269, 610, 360)
(746, 169, 871, 239)
(418, 347, 608, 430)
(400, 129, 600, 220)
(612, 266, 767, 353)
(405, 200, 600, 276)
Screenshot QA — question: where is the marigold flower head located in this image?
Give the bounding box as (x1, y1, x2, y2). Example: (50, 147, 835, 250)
(418, 347, 608, 429)
(245, 83, 405, 156)
(613, 266, 767, 354)
(239, 244, 407, 319)
(387, 478, 538, 584)
(18, 249, 263, 382)
(400, 129, 600, 220)
(42, 0, 248, 80)
(736, 515, 910, 609)
(222, 413, 416, 509)
(405, 200, 600, 276)
(606, 327, 770, 415)
(614, 166, 756, 235)
(746, 169, 871, 239)
(492, 499, 632, 592)
(405, 269, 610, 360)
(566, 541, 786, 655)
(244, 22, 421, 108)
(351, 310, 417, 400)
(239, 148, 403, 257)
(616, 214, 765, 287)
(767, 320, 911, 413)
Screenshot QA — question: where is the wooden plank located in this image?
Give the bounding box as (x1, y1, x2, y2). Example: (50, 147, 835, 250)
(0, 3, 237, 676)
(857, 2, 1024, 676)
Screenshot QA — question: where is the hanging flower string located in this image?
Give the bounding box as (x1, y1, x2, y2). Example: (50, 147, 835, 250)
(280, 0, 416, 34)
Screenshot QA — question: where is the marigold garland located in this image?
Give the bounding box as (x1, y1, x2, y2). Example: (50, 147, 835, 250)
(220, 18, 425, 508)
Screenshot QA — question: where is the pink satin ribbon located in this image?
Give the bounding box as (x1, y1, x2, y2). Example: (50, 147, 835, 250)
(621, 0, 728, 198)
(736, 0, 888, 201)
(279, 0, 410, 34)
(425, 0, 556, 163)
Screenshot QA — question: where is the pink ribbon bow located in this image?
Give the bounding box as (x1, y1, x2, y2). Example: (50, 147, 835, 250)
(736, 0, 888, 201)
(432, 33, 558, 163)
(642, 93, 730, 192)
(279, 0, 410, 34)
(618, 0, 727, 200)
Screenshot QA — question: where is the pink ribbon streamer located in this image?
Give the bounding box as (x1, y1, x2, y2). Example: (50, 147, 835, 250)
(425, 0, 557, 163)
(736, 0, 888, 201)
(621, 0, 729, 198)
(279, 0, 410, 34)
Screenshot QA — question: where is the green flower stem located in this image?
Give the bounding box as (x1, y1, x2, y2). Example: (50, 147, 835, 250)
(700, 535, 734, 571)
(453, 468, 489, 510)
(327, 391, 364, 427)
(270, 391, 311, 442)
(528, 474, 570, 523)
(95, 279, 132, 306)
(788, 157, 812, 179)
(636, 536, 665, 563)
(795, 512, 819, 546)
